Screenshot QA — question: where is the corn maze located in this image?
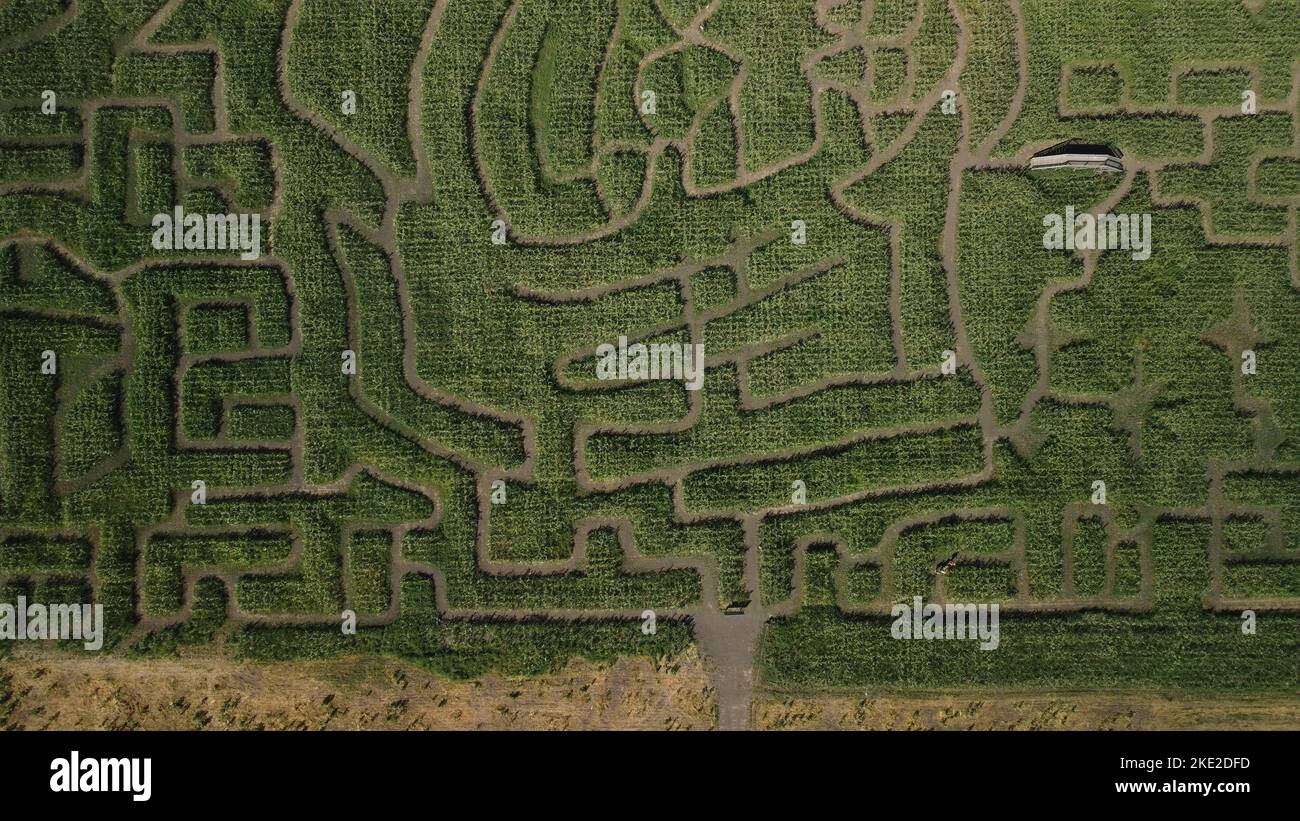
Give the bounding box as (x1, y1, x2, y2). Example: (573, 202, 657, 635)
(2, 0, 1299, 730)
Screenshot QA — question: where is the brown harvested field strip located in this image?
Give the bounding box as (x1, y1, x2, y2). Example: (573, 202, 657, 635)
(0, 652, 715, 731)
(5, 653, 1296, 731)
(754, 689, 1300, 731)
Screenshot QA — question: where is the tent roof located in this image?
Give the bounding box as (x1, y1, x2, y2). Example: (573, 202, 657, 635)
(1032, 140, 1122, 158)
